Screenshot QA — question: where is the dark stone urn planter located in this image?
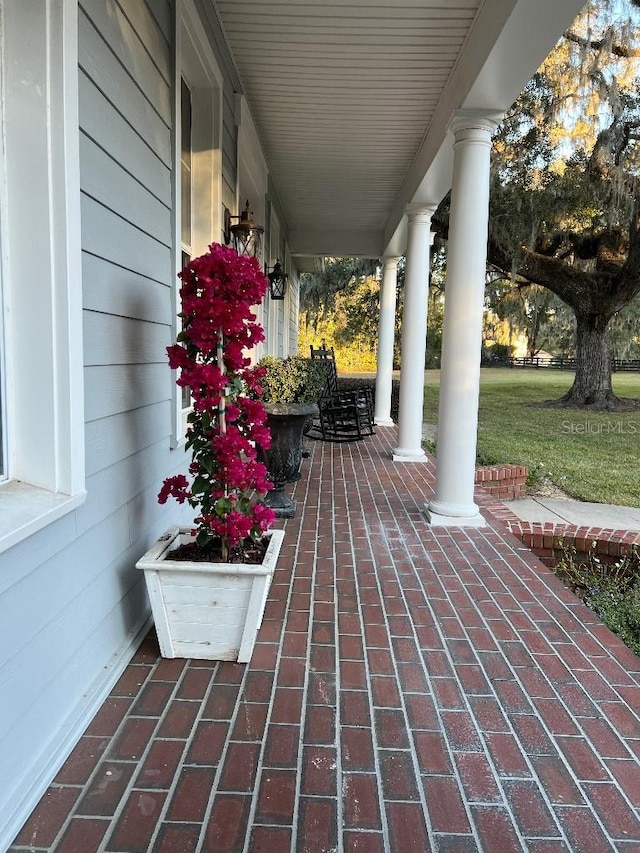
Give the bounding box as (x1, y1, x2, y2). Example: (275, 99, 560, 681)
(258, 402, 319, 518)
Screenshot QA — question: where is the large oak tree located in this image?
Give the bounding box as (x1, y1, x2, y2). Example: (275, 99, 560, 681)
(486, 0, 640, 409)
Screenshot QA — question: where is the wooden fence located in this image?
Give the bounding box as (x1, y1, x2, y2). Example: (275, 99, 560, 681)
(481, 355, 640, 372)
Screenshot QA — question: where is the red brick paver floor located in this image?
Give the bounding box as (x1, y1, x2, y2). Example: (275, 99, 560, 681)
(11, 428, 640, 852)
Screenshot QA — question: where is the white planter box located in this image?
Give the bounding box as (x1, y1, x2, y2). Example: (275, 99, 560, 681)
(136, 526, 284, 662)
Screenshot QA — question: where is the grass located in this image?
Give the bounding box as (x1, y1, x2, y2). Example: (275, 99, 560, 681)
(422, 368, 640, 506)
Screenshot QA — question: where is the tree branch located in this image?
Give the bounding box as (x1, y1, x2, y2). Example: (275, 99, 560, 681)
(487, 234, 605, 313)
(564, 29, 640, 59)
(616, 192, 640, 307)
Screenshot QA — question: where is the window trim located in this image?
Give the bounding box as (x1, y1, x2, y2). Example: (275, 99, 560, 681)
(171, 0, 224, 447)
(0, 0, 85, 555)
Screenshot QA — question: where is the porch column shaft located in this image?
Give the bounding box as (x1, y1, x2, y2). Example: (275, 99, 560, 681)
(427, 112, 500, 526)
(374, 256, 400, 426)
(393, 206, 436, 461)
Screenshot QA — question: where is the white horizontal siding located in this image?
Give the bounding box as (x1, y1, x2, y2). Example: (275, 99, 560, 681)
(0, 505, 148, 843)
(0, 507, 132, 707)
(81, 195, 172, 283)
(0, 2, 179, 843)
(80, 134, 171, 245)
(103, 0, 170, 82)
(127, 454, 196, 548)
(0, 512, 79, 599)
(0, 539, 150, 796)
(85, 401, 171, 476)
(80, 0, 172, 115)
(78, 8, 171, 165)
(144, 0, 172, 44)
(79, 72, 171, 203)
(83, 311, 170, 367)
(75, 439, 191, 540)
(84, 364, 170, 421)
(82, 253, 172, 326)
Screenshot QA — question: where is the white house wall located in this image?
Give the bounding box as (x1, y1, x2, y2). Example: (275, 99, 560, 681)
(0, 1, 188, 844)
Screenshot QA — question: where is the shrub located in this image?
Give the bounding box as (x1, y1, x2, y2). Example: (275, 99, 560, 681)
(554, 542, 638, 597)
(258, 355, 327, 404)
(553, 543, 640, 655)
(337, 376, 375, 396)
(585, 585, 640, 655)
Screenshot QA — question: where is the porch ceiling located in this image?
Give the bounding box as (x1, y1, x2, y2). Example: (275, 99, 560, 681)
(212, 0, 584, 265)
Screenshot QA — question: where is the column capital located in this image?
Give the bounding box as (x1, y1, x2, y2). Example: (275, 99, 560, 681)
(449, 109, 502, 139)
(380, 254, 401, 268)
(404, 202, 437, 224)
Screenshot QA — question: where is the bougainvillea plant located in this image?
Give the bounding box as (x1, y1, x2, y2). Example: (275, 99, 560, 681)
(158, 242, 275, 561)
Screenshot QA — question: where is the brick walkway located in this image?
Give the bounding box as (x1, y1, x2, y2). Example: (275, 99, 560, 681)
(11, 428, 640, 852)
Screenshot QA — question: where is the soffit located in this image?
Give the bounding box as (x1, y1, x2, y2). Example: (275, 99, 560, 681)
(212, 0, 584, 262)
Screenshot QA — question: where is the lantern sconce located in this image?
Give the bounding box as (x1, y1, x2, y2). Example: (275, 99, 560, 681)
(223, 199, 264, 258)
(265, 259, 288, 300)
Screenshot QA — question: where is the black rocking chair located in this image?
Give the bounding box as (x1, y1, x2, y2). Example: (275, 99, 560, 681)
(306, 344, 375, 442)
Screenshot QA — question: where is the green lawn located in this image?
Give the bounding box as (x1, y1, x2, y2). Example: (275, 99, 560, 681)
(422, 368, 640, 507)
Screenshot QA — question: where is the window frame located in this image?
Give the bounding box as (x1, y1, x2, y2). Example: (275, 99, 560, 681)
(0, 0, 85, 555)
(171, 0, 224, 447)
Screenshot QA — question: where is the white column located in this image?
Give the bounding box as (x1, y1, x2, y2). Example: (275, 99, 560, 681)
(426, 111, 501, 527)
(374, 256, 400, 426)
(393, 205, 436, 461)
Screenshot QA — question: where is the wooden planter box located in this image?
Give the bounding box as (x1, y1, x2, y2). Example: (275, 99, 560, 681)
(136, 527, 284, 662)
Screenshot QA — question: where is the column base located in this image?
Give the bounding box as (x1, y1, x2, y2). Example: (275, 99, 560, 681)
(425, 500, 485, 527)
(392, 447, 427, 463)
(374, 417, 395, 427)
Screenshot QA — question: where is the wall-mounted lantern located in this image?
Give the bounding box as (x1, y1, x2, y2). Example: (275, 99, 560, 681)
(265, 259, 288, 300)
(223, 199, 264, 258)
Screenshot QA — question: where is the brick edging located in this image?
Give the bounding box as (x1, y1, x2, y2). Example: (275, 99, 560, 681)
(478, 490, 640, 568)
(474, 464, 527, 501)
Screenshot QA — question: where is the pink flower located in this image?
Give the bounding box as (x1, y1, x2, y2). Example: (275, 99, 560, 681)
(224, 402, 240, 423)
(166, 344, 193, 371)
(253, 502, 276, 531)
(250, 424, 272, 450)
(158, 475, 190, 505)
(238, 396, 268, 424)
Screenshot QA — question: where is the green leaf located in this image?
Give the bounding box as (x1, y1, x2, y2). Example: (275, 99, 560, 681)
(201, 456, 215, 475)
(214, 497, 232, 516)
(237, 496, 251, 513)
(192, 475, 208, 495)
(195, 529, 211, 548)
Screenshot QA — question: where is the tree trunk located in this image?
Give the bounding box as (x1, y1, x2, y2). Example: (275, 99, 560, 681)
(559, 314, 619, 408)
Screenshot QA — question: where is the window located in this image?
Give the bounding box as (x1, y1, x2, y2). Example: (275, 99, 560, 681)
(180, 78, 193, 413)
(0, 0, 85, 554)
(172, 1, 224, 445)
(181, 78, 193, 258)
